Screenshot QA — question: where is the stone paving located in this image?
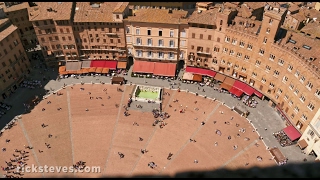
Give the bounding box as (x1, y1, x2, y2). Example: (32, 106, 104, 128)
(0, 58, 316, 177)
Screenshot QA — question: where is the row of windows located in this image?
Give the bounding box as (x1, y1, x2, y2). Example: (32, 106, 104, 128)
(41, 36, 73, 42)
(127, 27, 185, 37)
(134, 38, 176, 47)
(0, 39, 20, 58)
(1, 58, 28, 83)
(276, 87, 316, 111)
(191, 33, 212, 40)
(205, 56, 320, 101)
(135, 50, 175, 59)
(73, 22, 120, 26)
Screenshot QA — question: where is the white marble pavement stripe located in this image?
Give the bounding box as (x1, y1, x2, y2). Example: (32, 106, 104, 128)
(102, 85, 127, 174)
(220, 138, 260, 167)
(18, 119, 45, 178)
(66, 89, 75, 177)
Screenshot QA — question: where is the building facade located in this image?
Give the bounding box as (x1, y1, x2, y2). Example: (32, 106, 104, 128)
(28, 2, 77, 66)
(72, 2, 128, 61)
(124, 8, 189, 65)
(184, 3, 320, 136)
(299, 108, 320, 160)
(187, 7, 236, 72)
(0, 18, 30, 100)
(0, 2, 38, 49)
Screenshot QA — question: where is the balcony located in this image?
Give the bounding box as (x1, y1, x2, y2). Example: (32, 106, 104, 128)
(197, 51, 211, 55)
(105, 32, 118, 36)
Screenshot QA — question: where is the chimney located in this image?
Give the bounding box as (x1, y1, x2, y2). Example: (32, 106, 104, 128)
(168, 9, 173, 14)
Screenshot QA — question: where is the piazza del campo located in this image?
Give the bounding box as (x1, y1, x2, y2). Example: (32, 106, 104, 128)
(0, 2, 320, 178)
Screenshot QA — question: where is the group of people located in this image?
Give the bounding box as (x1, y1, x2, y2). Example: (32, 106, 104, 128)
(73, 161, 86, 170)
(242, 95, 258, 108)
(273, 131, 293, 147)
(2, 147, 31, 178)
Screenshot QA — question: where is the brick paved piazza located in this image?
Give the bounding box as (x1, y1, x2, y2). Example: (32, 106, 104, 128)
(0, 65, 314, 178)
(0, 83, 277, 178)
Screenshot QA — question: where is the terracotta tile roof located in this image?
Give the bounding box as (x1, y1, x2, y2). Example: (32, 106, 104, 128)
(300, 22, 320, 38)
(28, 2, 73, 21)
(0, 24, 17, 42)
(188, 8, 218, 26)
(281, 32, 320, 68)
(243, 2, 265, 10)
(74, 2, 124, 22)
(229, 16, 262, 34)
(288, 3, 300, 12)
(0, 2, 29, 12)
(291, 11, 305, 21)
(0, 18, 9, 26)
(307, 9, 320, 20)
(224, 2, 238, 10)
(196, 2, 213, 7)
(238, 4, 253, 18)
(126, 9, 188, 24)
(113, 2, 129, 13)
(291, 8, 320, 22)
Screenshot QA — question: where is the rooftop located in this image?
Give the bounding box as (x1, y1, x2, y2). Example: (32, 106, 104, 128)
(0, 2, 29, 12)
(243, 2, 265, 10)
(224, 2, 238, 10)
(238, 4, 253, 18)
(113, 2, 129, 13)
(291, 8, 320, 22)
(196, 2, 213, 7)
(281, 31, 320, 71)
(300, 21, 320, 38)
(188, 8, 219, 26)
(126, 8, 189, 24)
(228, 16, 262, 35)
(74, 2, 125, 22)
(0, 23, 17, 42)
(28, 2, 73, 21)
(287, 3, 300, 13)
(0, 18, 9, 26)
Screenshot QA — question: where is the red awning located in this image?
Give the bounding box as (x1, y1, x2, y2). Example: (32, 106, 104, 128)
(90, 60, 117, 69)
(243, 85, 255, 96)
(229, 87, 243, 97)
(283, 125, 301, 141)
(206, 70, 217, 77)
(104, 60, 117, 70)
(254, 90, 263, 99)
(233, 80, 246, 91)
(90, 60, 105, 67)
(153, 62, 176, 77)
(185, 67, 216, 77)
(133, 61, 155, 73)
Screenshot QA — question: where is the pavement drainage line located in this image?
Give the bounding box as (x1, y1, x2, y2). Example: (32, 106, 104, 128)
(221, 138, 260, 168)
(102, 85, 127, 175)
(18, 119, 45, 178)
(128, 90, 178, 176)
(66, 89, 75, 177)
(159, 103, 221, 174)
